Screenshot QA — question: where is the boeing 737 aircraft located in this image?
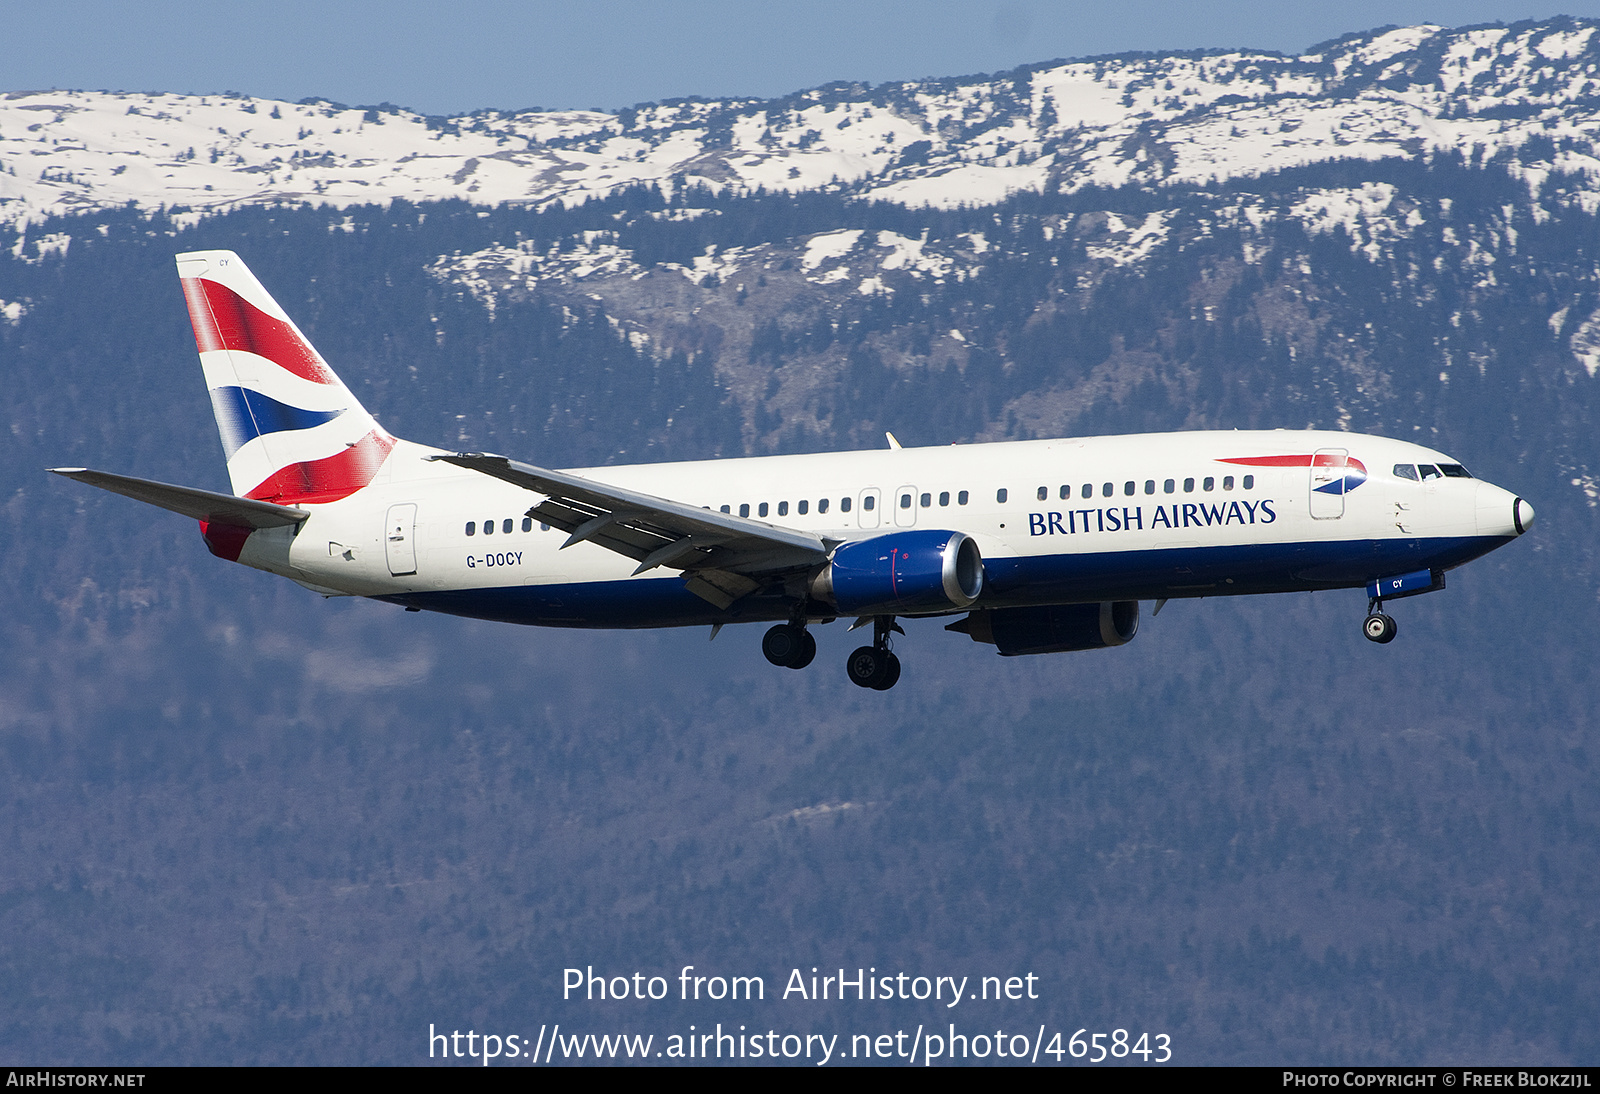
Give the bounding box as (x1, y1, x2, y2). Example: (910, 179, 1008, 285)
(52, 251, 1534, 690)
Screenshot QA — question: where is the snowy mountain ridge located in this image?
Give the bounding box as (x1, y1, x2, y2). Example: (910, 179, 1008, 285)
(9, 18, 1600, 236)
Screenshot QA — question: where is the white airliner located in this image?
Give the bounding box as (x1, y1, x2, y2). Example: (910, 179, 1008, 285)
(52, 251, 1534, 690)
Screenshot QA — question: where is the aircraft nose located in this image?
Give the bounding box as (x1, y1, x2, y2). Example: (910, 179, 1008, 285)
(1475, 482, 1530, 537)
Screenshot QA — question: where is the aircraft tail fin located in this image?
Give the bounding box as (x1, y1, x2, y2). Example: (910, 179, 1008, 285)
(177, 250, 395, 504)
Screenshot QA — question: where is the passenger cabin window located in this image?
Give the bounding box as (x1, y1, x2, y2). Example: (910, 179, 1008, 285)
(1124, 481, 1135, 496)
(483, 518, 494, 534)
(1059, 485, 1070, 500)
(1203, 477, 1215, 491)
(957, 491, 968, 505)
(863, 496, 875, 511)
(1419, 465, 1442, 481)
(1222, 476, 1234, 491)
(521, 517, 533, 532)
(939, 491, 950, 506)
(778, 501, 789, 516)
(1164, 479, 1175, 494)
(798, 500, 808, 515)
(720, 504, 731, 513)
(819, 498, 830, 514)
(996, 488, 1008, 503)
(900, 493, 912, 509)
(1037, 486, 1048, 501)
(503, 518, 513, 534)
(920, 492, 931, 508)
(465, 521, 476, 536)
(1102, 483, 1113, 498)
(1144, 480, 1155, 495)
(739, 504, 750, 517)
(1184, 478, 1195, 493)
(759, 502, 769, 517)
(1081, 483, 1092, 498)
(1243, 475, 1255, 489)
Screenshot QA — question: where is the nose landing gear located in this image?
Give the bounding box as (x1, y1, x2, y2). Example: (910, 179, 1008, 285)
(847, 615, 903, 690)
(1363, 599, 1398, 644)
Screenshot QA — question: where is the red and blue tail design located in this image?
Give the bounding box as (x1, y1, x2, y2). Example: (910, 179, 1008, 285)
(177, 250, 395, 504)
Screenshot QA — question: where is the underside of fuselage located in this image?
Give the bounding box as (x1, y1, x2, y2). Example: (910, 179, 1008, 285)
(376, 532, 1513, 630)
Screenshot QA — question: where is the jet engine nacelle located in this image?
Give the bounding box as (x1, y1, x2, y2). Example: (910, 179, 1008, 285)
(950, 601, 1140, 656)
(812, 530, 984, 615)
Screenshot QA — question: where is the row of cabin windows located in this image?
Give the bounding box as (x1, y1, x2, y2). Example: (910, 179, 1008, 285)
(722, 490, 975, 519)
(465, 475, 1260, 535)
(465, 465, 1467, 538)
(465, 517, 549, 536)
(1033, 475, 1255, 502)
(1395, 463, 1472, 481)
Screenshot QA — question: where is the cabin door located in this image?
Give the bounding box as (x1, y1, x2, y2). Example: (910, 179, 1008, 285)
(1309, 449, 1348, 520)
(385, 503, 418, 575)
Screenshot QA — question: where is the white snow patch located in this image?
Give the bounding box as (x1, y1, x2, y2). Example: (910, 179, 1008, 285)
(802, 229, 862, 270)
(1084, 211, 1171, 266)
(1568, 308, 1600, 377)
(1572, 473, 1600, 507)
(1536, 27, 1594, 60)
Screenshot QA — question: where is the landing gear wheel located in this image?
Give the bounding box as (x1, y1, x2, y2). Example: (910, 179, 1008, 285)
(871, 652, 901, 691)
(763, 624, 809, 667)
(1363, 613, 1398, 644)
(789, 631, 817, 670)
(847, 645, 891, 688)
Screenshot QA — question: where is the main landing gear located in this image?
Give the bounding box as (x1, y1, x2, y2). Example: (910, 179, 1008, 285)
(1363, 599, 1398, 644)
(763, 613, 904, 690)
(847, 616, 903, 691)
(762, 621, 817, 669)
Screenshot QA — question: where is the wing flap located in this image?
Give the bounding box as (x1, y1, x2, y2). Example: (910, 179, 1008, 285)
(49, 467, 309, 528)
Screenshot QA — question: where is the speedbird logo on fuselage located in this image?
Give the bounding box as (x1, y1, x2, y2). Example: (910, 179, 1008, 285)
(1219, 453, 1369, 495)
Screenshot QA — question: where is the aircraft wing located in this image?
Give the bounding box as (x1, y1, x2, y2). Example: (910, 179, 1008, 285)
(49, 468, 309, 528)
(429, 453, 833, 609)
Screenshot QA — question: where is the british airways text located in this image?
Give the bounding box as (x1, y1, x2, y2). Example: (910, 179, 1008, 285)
(1028, 500, 1278, 536)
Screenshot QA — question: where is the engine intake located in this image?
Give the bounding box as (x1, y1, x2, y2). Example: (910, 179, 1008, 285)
(949, 602, 1140, 656)
(813, 530, 984, 614)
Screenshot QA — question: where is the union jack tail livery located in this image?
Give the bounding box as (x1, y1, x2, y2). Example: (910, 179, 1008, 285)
(177, 250, 395, 504)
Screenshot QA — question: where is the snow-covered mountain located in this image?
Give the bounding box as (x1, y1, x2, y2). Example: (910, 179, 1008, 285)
(8, 19, 1600, 233)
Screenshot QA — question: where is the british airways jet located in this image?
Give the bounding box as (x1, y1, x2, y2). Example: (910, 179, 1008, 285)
(52, 251, 1534, 690)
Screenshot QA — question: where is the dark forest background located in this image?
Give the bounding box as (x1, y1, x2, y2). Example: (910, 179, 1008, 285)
(2, 155, 1597, 1063)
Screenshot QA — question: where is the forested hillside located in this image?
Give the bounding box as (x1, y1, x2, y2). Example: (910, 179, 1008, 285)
(3, 22, 1599, 1066)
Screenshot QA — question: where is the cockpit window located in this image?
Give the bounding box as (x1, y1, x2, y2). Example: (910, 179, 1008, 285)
(1393, 464, 1418, 481)
(1438, 463, 1472, 478)
(1419, 465, 1442, 481)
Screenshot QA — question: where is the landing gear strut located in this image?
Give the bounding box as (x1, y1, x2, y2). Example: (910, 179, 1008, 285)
(1363, 598, 1398, 644)
(847, 616, 903, 690)
(763, 621, 817, 669)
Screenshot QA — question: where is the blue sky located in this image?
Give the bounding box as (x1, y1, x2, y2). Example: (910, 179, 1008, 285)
(10, 1, 1600, 115)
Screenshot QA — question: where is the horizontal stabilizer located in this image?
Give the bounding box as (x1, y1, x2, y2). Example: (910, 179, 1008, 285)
(48, 468, 309, 528)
